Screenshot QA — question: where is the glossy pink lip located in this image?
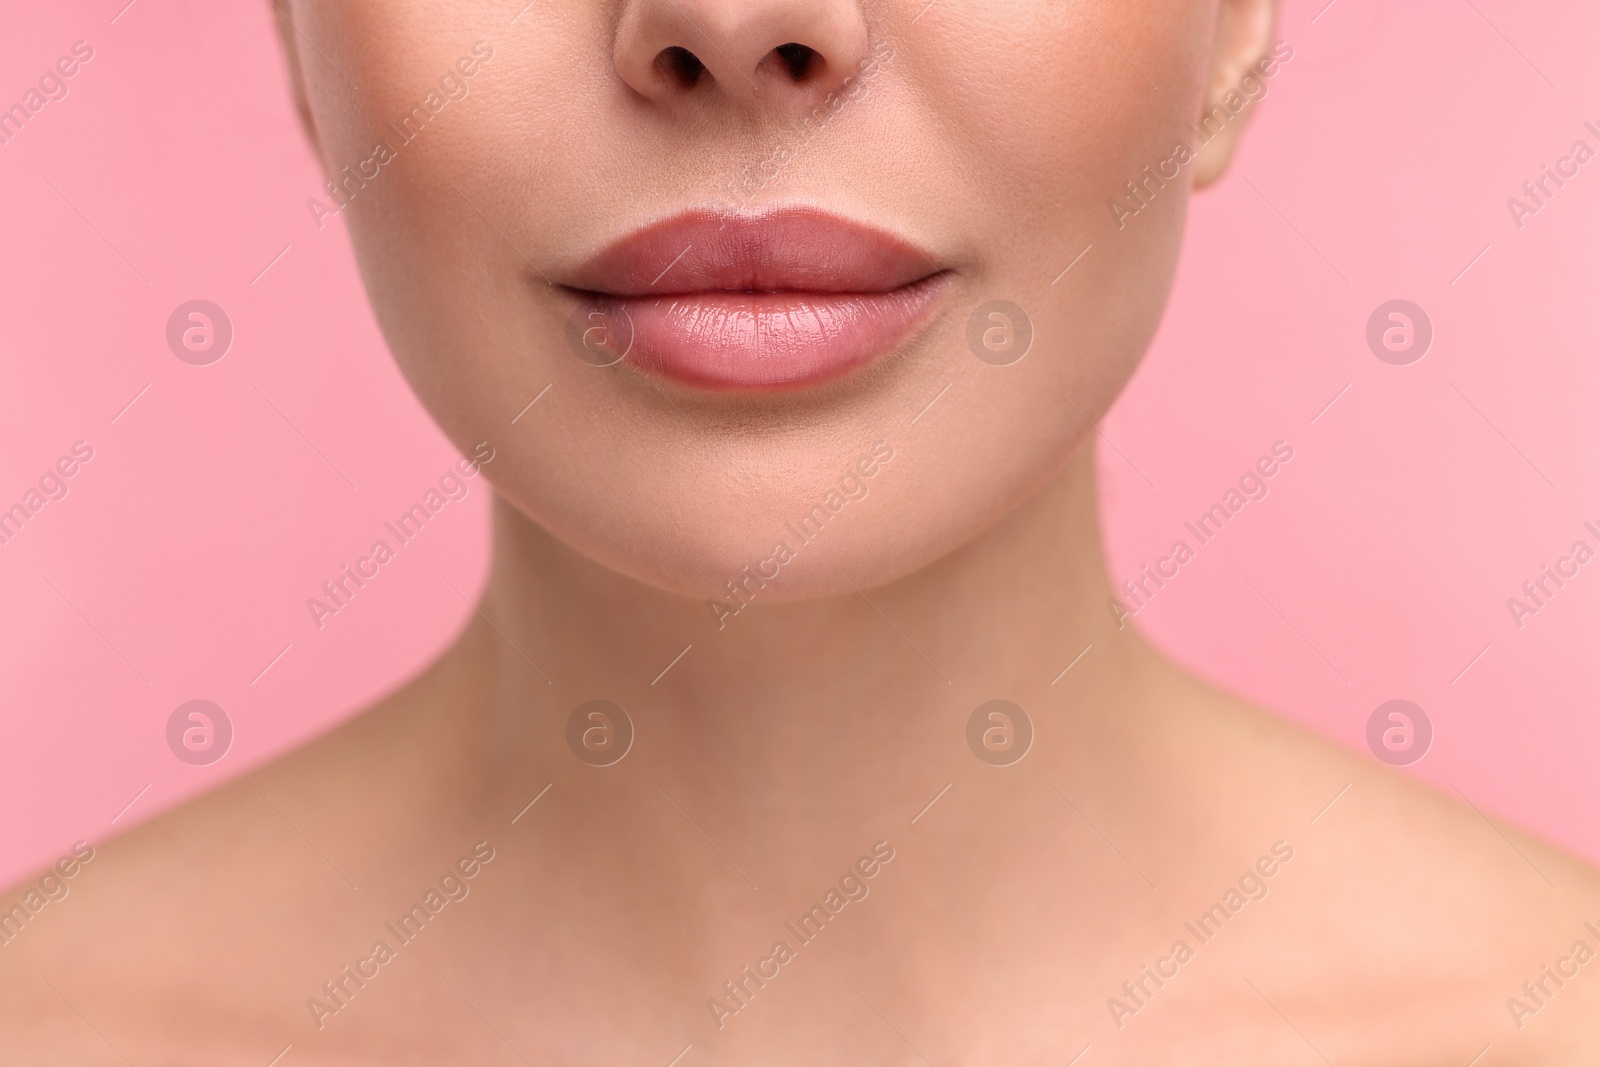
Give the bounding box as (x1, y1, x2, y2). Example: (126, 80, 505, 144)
(561, 209, 949, 391)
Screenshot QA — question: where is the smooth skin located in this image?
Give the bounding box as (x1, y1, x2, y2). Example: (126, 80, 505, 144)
(3, 0, 1598, 1064)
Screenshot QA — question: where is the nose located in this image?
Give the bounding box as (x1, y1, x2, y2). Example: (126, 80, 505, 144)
(614, 0, 871, 110)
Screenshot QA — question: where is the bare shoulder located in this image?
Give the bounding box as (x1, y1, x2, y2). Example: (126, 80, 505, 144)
(0, 629, 494, 1064)
(0, 769, 304, 1062)
(1143, 666, 1600, 1064)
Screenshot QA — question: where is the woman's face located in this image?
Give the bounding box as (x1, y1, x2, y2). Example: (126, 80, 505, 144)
(280, 0, 1262, 601)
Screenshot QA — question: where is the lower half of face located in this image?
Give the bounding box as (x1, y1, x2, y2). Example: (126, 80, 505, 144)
(292, 0, 1212, 600)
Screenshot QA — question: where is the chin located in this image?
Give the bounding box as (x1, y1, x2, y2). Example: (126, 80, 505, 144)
(477, 368, 1095, 611)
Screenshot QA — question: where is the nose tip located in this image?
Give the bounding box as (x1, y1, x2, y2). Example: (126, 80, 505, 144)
(614, 0, 871, 109)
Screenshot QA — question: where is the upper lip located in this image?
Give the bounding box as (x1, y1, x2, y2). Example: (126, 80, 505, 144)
(562, 208, 943, 297)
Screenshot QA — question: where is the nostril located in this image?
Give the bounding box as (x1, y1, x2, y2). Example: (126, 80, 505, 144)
(772, 42, 818, 82)
(656, 45, 707, 88)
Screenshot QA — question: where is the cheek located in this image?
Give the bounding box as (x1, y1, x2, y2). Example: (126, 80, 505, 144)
(902, 1, 1212, 214)
(892, 6, 1212, 493)
(899, 0, 1213, 379)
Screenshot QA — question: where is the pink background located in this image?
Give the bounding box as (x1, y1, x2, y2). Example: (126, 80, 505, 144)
(1, 0, 1596, 886)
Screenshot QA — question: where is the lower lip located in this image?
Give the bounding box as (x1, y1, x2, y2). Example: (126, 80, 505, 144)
(570, 275, 949, 391)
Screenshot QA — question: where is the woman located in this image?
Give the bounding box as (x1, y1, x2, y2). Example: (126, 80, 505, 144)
(4, 0, 1597, 1063)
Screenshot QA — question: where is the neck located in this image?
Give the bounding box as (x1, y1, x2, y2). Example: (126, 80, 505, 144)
(450, 445, 1155, 876)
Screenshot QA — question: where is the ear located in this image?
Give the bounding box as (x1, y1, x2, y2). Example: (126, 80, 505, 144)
(1192, 0, 1279, 189)
(271, 1, 329, 173)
